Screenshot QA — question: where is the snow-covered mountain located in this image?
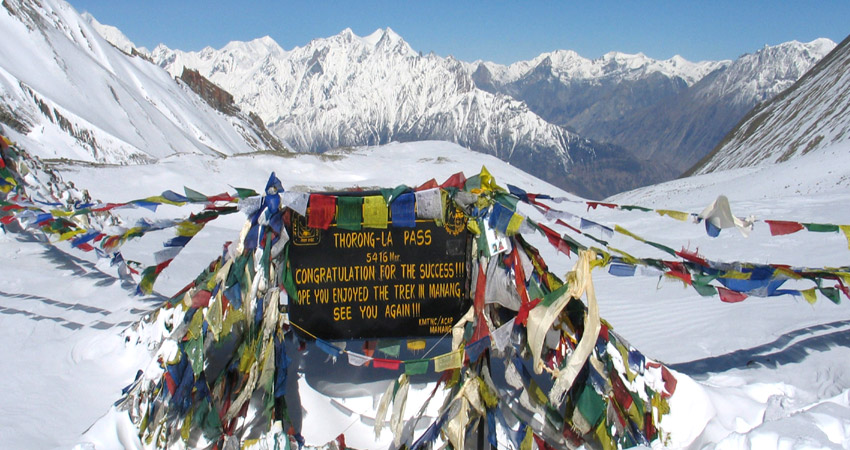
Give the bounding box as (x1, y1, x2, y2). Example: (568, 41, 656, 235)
(689, 35, 850, 175)
(473, 39, 835, 178)
(0, 0, 285, 165)
(149, 28, 663, 200)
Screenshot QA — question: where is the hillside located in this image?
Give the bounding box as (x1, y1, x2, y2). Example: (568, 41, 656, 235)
(690, 34, 850, 175)
(0, 0, 284, 165)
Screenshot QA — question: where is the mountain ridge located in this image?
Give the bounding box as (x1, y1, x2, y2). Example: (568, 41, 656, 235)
(0, 0, 286, 165)
(688, 33, 850, 175)
(151, 27, 666, 199)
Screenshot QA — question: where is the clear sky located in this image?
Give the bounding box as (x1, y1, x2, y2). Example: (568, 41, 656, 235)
(68, 0, 849, 64)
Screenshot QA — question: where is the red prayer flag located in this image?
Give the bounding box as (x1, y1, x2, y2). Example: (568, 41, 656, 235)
(526, 194, 551, 211)
(191, 290, 212, 308)
(206, 193, 235, 203)
(372, 358, 401, 370)
(765, 220, 804, 236)
(307, 194, 336, 230)
(646, 362, 678, 398)
(586, 201, 617, 211)
(416, 178, 439, 191)
(676, 248, 708, 266)
(556, 219, 582, 235)
(516, 298, 541, 327)
(472, 263, 489, 341)
(440, 172, 467, 189)
(717, 286, 748, 303)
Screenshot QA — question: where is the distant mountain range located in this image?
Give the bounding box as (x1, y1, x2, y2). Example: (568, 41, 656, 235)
(0, 0, 839, 199)
(471, 39, 834, 177)
(690, 34, 850, 175)
(149, 27, 833, 197)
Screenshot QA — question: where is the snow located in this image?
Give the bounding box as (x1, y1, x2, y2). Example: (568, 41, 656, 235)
(0, 0, 273, 164)
(3, 135, 850, 449)
(2, 0, 849, 448)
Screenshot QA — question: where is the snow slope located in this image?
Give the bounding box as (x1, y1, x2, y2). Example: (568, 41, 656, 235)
(692, 34, 850, 174)
(0, 0, 279, 164)
(3, 136, 850, 448)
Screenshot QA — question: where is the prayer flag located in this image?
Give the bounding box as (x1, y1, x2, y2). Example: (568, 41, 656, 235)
(656, 209, 690, 221)
(377, 340, 401, 358)
(801, 288, 818, 305)
(282, 191, 309, 216)
(372, 358, 401, 370)
(335, 196, 363, 231)
(316, 339, 342, 359)
(307, 194, 336, 230)
(391, 193, 415, 227)
(363, 195, 388, 228)
(441, 172, 467, 189)
(717, 286, 747, 303)
(406, 340, 426, 352)
(840, 225, 850, 250)
(433, 349, 463, 372)
(347, 351, 371, 367)
(414, 188, 443, 220)
(803, 223, 840, 233)
(765, 220, 804, 236)
(404, 359, 429, 375)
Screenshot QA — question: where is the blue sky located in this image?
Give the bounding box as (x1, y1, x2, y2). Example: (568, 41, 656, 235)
(69, 1, 848, 64)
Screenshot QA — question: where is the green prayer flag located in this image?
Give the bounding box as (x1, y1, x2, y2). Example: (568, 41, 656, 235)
(647, 241, 677, 256)
(233, 187, 258, 199)
(404, 359, 429, 376)
(576, 385, 606, 428)
(380, 185, 409, 204)
(377, 339, 401, 357)
(691, 282, 718, 297)
(819, 287, 841, 304)
(195, 398, 223, 441)
(494, 193, 519, 211)
(336, 196, 363, 231)
(183, 186, 208, 203)
(803, 223, 840, 233)
(185, 337, 205, 376)
(620, 205, 652, 212)
(541, 283, 569, 307)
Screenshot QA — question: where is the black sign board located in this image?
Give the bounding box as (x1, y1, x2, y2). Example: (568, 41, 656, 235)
(287, 207, 471, 340)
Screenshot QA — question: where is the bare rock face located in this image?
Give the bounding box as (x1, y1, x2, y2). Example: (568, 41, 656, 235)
(180, 67, 238, 116)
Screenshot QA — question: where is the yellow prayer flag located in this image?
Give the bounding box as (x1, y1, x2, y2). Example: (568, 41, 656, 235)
(520, 426, 533, 450)
(720, 270, 752, 280)
(774, 267, 803, 280)
(840, 225, 850, 250)
(406, 340, 426, 352)
(506, 213, 524, 235)
(467, 219, 481, 235)
(143, 195, 185, 207)
(177, 221, 204, 237)
(479, 166, 504, 192)
(607, 246, 640, 265)
(594, 420, 617, 450)
(363, 195, 388, 229)
(58, 228, 86, 241)
(207, 290, 224, 341)
(433, 349, 463, 372)
(50, 209, 74, 218)
(801, 288, 817, 305)
(614, 224, 646, 242)
(656, 209, 690, 221)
